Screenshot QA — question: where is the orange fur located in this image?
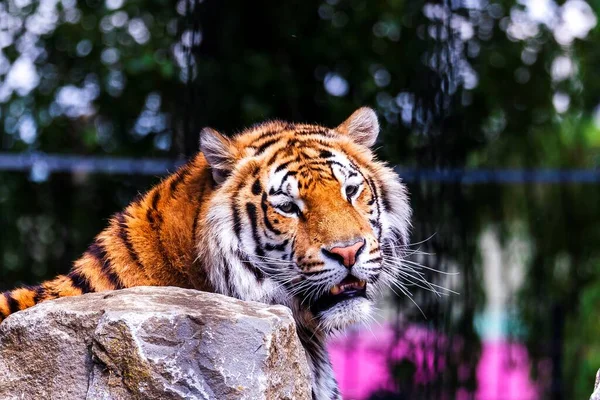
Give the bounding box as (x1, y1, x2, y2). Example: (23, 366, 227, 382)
(0, 154, 214, 323)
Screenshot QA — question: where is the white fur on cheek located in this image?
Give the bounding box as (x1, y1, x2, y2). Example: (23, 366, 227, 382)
(200, 186, 287, 305)
(370, 163, 411, 247)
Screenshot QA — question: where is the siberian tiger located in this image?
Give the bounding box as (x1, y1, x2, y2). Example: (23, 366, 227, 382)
(0, 107, 411, 400)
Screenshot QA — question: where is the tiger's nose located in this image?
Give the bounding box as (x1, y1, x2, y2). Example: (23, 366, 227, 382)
(322, 239, 365, 268)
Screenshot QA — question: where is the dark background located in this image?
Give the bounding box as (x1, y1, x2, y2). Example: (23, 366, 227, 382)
(2, 0, 600, 398)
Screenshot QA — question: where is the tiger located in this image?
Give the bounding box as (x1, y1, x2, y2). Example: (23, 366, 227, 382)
(0, 107, 411, 400)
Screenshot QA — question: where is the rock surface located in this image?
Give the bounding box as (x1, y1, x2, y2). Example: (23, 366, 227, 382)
(0, 286, 311, 400)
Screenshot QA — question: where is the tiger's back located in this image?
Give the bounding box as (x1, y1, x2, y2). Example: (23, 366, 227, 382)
(0, 154, 215, 319)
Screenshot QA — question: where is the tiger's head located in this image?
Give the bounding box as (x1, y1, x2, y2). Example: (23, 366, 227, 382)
(198, 108, 411, 334)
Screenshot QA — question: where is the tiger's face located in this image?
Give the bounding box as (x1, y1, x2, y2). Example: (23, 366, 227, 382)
(199, 108, 411, 333)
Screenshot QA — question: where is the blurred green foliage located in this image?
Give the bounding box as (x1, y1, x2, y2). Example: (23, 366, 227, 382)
(2, 0, 600, 398)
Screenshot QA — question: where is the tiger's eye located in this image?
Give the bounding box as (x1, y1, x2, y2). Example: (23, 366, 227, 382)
(346, 185, 359, 198)
(278, 202, 299, 214)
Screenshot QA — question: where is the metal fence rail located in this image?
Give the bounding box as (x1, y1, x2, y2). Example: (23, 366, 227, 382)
(0, 152, 599, 183)
(0, 153, 184, 176)
(396, 167, 600, 183)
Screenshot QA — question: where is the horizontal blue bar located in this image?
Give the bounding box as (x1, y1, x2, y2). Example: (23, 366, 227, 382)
(395, 167, 600, 183)
(0, 152, 598, 183)
(0, 153, 184, 176)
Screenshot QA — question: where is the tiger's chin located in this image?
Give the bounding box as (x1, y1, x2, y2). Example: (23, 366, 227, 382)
(314, 297, 374, 332)
(309, 278, 374, 332)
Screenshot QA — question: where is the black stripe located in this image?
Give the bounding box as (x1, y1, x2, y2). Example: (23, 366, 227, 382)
(331, 386, 340, 400)
(277, 170, 298, 193)
(4, 292, 20, 314)
(305, 165, 331, 176)
(264, 140, 333, 169)
(275, 161, 292, 172)
(151, 189, 161, 209)
(302, 261, 325, 268)
(369, 218, 382, 231)
(250, 129, 285, 141)
(251, 179, 261, 196)
(370, 273, 381, 283)
(141, 199, 174, 274)
(261, 193, 282, 235)
(364, 176, 383, 240)
(147, 190, 162, 224)
(223, 260, 237, 297)
(169, 164, 191, 197)
(367, 177, 381, 214)
(301, 160, 329, 167)
(254, 138, 281, 155)
(254, 129, 328, 154)
(88, 241, 125, 290)
(380, 186, 392, 212)
(264, 239, 288, 252)
(327, 159, 350, 173)
(246, 203, 264, 257)
(33, 286, 45, 303)
(245, 203, 266, 281)
(232, 180, 247, 241)
(319, 150, 333, 158)
(299, 128, 330, 135)
(68, 271, 94, 294)
(265, 148, 287, 167)
(232, 202, 243, 240)
(235, 250, 266, 285)
(117, 212, 147, 273)
(291, 127, 330, 136)
(280, 170, 298, 183)
(301, 269, 328, 276)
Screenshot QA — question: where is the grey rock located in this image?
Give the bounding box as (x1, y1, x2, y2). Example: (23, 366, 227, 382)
(0, 287, 311, 400)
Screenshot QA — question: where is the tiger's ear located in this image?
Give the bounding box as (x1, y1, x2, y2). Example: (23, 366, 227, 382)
(336, 107, 379, 147)
(199, 127, 236, 184)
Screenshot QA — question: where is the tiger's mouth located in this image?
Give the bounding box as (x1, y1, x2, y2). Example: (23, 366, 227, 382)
(310, 275, 368, 314)
(329, 276, 366, 295)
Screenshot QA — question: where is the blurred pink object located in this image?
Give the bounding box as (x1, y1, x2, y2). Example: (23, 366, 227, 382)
(476, 341, 539, 400)
(328, 324, 540, 400)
